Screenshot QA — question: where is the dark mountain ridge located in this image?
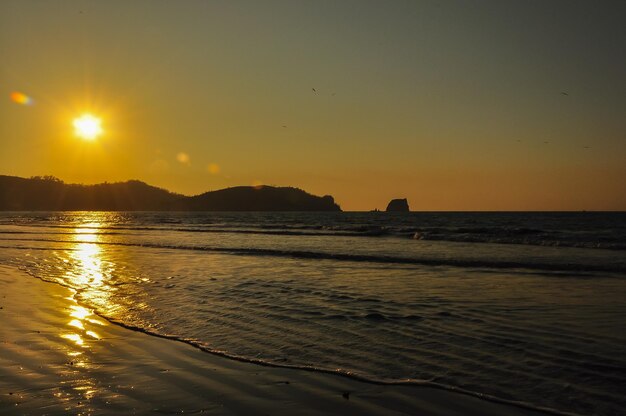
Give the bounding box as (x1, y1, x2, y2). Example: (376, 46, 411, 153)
(0, 175, 341, 211)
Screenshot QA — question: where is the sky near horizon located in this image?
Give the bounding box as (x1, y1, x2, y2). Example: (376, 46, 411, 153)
(1, 1, 625, 210)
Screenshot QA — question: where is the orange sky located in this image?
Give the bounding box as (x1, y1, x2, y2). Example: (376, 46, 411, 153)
(1, 1, 625, 210)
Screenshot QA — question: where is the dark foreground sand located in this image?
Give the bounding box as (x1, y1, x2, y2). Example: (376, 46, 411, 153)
(0, 265, 551, 415)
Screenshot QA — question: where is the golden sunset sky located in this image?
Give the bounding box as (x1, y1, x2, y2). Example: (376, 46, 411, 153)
(1, 1, 625, 210)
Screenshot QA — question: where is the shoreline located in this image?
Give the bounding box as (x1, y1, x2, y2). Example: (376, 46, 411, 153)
(1, 265, 553, 415)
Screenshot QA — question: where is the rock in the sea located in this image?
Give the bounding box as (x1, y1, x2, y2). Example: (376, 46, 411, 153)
(386, 198, 409, 212)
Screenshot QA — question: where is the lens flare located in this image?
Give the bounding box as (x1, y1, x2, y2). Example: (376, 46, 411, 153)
(207, 163, 220, 174)
(10, 91, 33, 105)
(176, 152, 190, 164)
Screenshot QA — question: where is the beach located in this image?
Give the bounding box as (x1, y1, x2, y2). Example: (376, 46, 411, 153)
(0, 211, 624, 415)
(0, 265, 552, 416)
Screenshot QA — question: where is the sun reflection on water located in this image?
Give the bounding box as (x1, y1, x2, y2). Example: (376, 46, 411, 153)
(61, 332, 84, 346)
(51, 214, 158, 410)
(85, 330, 100, 339)
(28, 213, 147, 411)
(68, 319, 85, 329)
(61, 221, 111, 348)
(70, 305, 91, 320)
(70, 242, 104, 287)
(59, 293, 106, 409)
(58, 219, 114, 408)
(63, 219, 118, 311)
(61, 297, 106, 350)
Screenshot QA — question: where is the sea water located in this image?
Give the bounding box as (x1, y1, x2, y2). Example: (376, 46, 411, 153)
(0, 211, 624, 415)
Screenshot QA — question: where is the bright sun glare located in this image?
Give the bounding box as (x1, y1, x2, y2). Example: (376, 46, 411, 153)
(73, 114, 103, 140)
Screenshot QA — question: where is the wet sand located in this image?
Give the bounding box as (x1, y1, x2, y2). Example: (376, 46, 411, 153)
(0, 265, 551, 415)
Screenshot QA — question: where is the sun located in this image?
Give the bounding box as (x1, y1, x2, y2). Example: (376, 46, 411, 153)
(73, 114, 103, 140)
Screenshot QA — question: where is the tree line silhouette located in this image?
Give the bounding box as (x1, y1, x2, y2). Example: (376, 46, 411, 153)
(0, 175, 341, 211)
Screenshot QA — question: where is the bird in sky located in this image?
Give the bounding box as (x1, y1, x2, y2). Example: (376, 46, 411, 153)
(312, 88, 316, 93)
(561, 92, 569, 96)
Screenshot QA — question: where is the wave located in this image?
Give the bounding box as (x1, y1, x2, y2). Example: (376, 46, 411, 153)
(4, 222, 625, 250)
(3, 236, 625, 274)
(0, 224, 392, 238)
(107, 321, 582, 416)
(412, 232, 626, 251)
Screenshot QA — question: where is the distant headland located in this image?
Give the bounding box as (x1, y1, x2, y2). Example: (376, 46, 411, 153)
(0, 175, 341, 212)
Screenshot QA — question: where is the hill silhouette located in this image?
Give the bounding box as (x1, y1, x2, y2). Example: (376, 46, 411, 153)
(0, 175, 341, 211)
(182, 186, 340, 211)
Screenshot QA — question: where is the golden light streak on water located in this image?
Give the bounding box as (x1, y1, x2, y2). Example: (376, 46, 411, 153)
(70, 305, 91, 320)
(61, 333, 84, 346)
(68, 319, 85, 330)
(85, 330, 100, 339)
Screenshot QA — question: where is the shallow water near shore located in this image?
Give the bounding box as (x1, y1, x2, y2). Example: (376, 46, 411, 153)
(1, 211, 625, 415)
(0, 265, 552, 416)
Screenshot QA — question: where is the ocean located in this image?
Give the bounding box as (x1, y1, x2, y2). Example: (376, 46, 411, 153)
(0, 211, 624, 415)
